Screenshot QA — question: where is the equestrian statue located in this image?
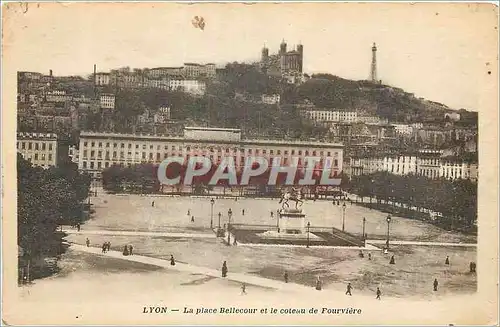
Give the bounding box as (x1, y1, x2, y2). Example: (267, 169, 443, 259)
(279, 187, 304, 210)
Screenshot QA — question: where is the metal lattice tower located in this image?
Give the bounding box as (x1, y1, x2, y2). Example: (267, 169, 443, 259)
(371, 42, 378, 83)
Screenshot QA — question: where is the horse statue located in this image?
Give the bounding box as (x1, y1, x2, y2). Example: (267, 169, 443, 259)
(279, 188, 304, 210)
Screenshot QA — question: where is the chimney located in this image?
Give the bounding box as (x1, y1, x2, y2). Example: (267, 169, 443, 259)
(49, 69, 53, 77)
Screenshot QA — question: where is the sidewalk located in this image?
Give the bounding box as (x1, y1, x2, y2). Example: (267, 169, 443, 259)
(366, 239, 477, 247)
(69, 243, 315, 293)
(63, 229, 215, 239)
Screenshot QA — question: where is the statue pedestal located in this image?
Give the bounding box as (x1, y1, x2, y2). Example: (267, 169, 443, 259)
(278, 209, 306, 234)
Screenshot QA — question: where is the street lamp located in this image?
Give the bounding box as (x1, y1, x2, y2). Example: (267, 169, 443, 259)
(210, 198, 215, 229)
(386, 215, 392, 249)
(342, 202, 346, 232)
(218, 212, 222, 229)
(362, 217, 366, 241)
(306, 222, 311, 248)
(227, 208, 233, 246)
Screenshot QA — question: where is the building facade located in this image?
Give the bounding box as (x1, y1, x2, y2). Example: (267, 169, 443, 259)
(301, 110, 358, 123)
(100, 93, 115, 109)
(261, 40, 303, 76)
(261, 94, 281, 105)
(95, 73, 110, 86)
(17, 133, 60, 168)
(78, 127, 344, 179)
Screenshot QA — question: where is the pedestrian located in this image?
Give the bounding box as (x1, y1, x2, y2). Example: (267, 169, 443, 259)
(241, 283, 247, 295)
(170, 255, 175, 266)
(359, 250, 364, 258)
(187, 209, 191, 216)
(77, 223, 81, 232)
(345, 282, 352, 296)
(129, 245, 133, 255)
(433, 278, 438, 291)
(445, 256, 450, 265)
(368, 253, 372, 260)
(123, 245, 129, 256)
(389, 255, 395, 264)
(191, 216, 195, 222)
(222, 261, 228, 277)
(106, 242, 111, 252)
(315, 277, 322, 291)
(383, 248, 388, 255)
(102, 243, 107, 253)
(271, 211, 274, 218)
(470, 262, 476, 273)
(86, 238, 90, 247)
(233, 238, 237, 246)
(284, 271, 289, 283)
(152, 201, 155, 207)
(376, 287, 381, 300)
(242, 209, 245, 216)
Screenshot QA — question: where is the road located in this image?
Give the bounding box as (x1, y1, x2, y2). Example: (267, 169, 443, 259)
(366, 239, 477, 247)
(69, 243, 316, 293)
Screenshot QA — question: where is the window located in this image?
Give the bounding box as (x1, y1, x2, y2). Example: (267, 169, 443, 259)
(48, 154, 52, 161)
(298, 150, 302, 155)
(35, 143, 39, 150)
(113, 151, 117, 158)
(98, 151, 102, 158)
(120, 152, 124, 158)
(327, 152, 331, 156)
(34, 153, 39, 160)
(49, 144, 53, 151)
(128, 144, 132, 149)
(42, 143, 46, 150)
(90, 162, 94, 169)
(291, 150, 295, 155)
(84, 142, 88, 147)
(187, 146, 191, 151)
(121, 143, 125, 148)
(99, 142, 102, 148)
(98, 162, 102, 169)
(91, 142, 95, 147)
(142, 152, 146, 159)
(284, 150, 288, 155)
(28, 142, 32, 150)
(41, 154, 46, 160)
(136, 144, 139, 149)
(270, 150, 274, 155)
(83, 161, 87, 168)
(91, 150, 95, 157)
(334, 159, 338, 167)
(156, 153, 160, 161)
(164, 153, 168, 159)
(106, 142, 110, 148)
(114, 143, 117, 148)
(83, 150, 88, 157)
(105, 162, 109, 168)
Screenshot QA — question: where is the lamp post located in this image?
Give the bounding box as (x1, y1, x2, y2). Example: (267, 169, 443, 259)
(218, 212, 221, 229)
(342, 202, 346, 232)
(386, 215, 392, 249)
(227, 208, 233, 246)
(306, 222, 311, 248)
(362, 217, 366, 240)
(210, 198, 215, 229)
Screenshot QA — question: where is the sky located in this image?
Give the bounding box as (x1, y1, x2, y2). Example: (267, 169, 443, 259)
(3, 2, 498, 111)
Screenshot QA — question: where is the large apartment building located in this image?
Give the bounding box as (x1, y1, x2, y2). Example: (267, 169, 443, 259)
(349, 149, 478, 181)
(16, 132, 68, 168)
(77, 127, 344, 179)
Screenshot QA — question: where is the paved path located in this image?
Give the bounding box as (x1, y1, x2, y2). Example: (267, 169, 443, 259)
(69, 243, 315, 293)
(366, 239, 477, 247)
(238, 242, 382, 251)
(63, 229, 215, 239)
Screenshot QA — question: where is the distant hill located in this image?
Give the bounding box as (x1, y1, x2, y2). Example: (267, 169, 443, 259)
(290, 73, 476, 124)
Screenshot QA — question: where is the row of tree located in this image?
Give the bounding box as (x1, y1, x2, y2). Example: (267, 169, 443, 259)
(345, 171, 477, 229)
(101, 162, 347, 194)
(18, 154, 91, 281)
